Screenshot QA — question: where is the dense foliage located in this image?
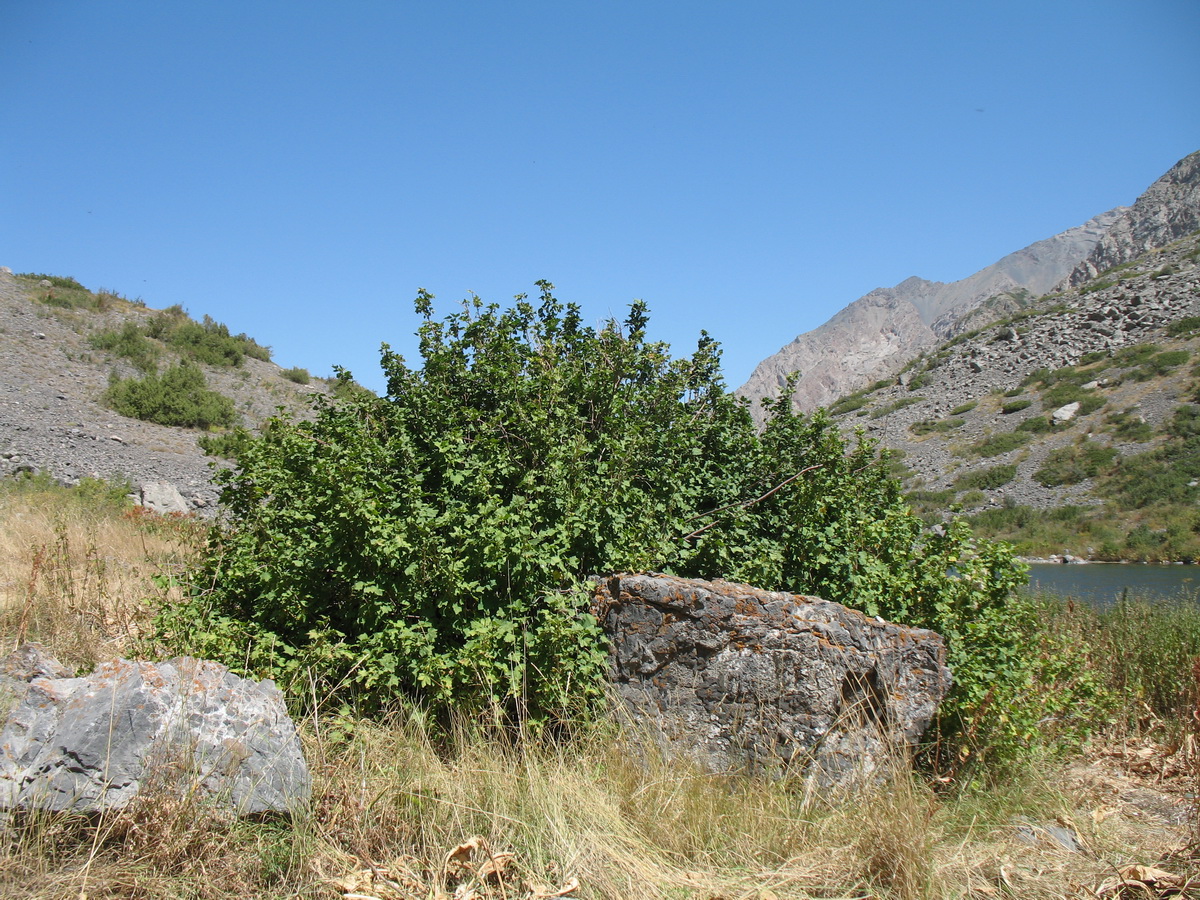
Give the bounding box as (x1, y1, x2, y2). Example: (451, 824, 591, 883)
(104, 361, 237, 429)
(164, 286, 1048, 763)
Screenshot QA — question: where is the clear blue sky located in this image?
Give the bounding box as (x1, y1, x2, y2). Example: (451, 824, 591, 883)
(3, 1, 1198, 394)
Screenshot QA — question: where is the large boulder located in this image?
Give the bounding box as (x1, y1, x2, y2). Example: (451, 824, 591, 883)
(593, 574, 951, 784)
(0, 650, 310, 816)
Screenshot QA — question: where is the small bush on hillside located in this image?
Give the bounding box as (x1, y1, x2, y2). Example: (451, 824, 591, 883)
(281, 366, 311, 384)
(1167, 316, 1200, 338)
(197, 426, 254, 459)
(1001, 399, 1032, 414)
(829, 394, 868, 416)
(949, 401, 977, 415)
(954, 464, 1017, 491)
(146, 308, 271, 367)
(1129, 349, 1189, 381)
(1041, 382, 1105, 416)
(163, 285, 1048, 770)
(1033, 441, 1118, 487)
(104, 361, 237, 429)
(1112, 343, 1161, 368)
(1105, 409, 1154, 443)
(1017, 416, 1053, 434)
(89, 322, 161, 373)
(964, 431, 1031, 458)
(870, 396, 923, 418)
(910, 418, 965, 436)
(19, 272, 99, 310)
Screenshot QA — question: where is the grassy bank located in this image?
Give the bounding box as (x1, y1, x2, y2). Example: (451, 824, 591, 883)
(0, 480, 1196, 899)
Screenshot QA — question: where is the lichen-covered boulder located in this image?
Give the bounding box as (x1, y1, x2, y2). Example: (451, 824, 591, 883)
(593, 574, 951, 784)
(0, 652, 310, 815)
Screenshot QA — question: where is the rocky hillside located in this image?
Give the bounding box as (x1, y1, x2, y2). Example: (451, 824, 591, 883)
(737, 152, 1200, 420)
(0, 270, 335, 511)
(830, 228, 1200, 559)
(1068, 151, 1200, 286)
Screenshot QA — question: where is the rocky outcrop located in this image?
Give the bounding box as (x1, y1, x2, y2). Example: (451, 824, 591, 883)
(0, 648, 310, 816)
(1068, 151, 1200, 286)
(737, 211, 1123, 419)
(593, 574, 951, 785)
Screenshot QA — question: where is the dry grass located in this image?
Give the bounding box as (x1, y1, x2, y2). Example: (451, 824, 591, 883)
(0, 482, 1196, 899)
(0, 483, 200, 670)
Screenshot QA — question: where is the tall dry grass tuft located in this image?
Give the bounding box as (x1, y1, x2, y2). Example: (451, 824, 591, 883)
(0, 483, 201, 671)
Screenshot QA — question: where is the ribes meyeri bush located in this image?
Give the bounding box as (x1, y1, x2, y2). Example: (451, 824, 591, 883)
(160, 283, 1086, 765)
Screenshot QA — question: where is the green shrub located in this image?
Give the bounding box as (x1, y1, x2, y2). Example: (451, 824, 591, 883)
(197, 426, 254, 460)
(1002, 387, 1024, 398)
(161, 286, 1040, 768)
(281, 366, 311, 384)
(89, 322, 160, 373)
(19, 272, 98, 310)
(1001, 399, 1032, 414)
(147, 308, 271, 367)
(1017, 416, 1052, 434)
(965, 431, 1031, 458)
(954, 464, 1017, 491)
(829, 395, 867, 416)
(1041, 381, 1105, 416)
(870, 396, 923, 418)
(1105, 409, 1154, 443)
(103, 361, 237, 429)
(907, 372, 930, 391)
(949, 401, 977, 415)
(1168, 316, 1200, 337)
(1129, 349, 1189, 381)
(1078, 350, 1109, 366)
(909, 418, 965, 436)
(1032, 441, 1118, 487)
(1112, 343, 1161, 367)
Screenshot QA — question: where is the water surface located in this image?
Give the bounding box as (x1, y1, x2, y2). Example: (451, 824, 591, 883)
(1026, 562, 1200, 606)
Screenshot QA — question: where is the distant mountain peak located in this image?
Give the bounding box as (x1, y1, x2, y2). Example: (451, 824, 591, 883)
(735, 151, 1200, 421)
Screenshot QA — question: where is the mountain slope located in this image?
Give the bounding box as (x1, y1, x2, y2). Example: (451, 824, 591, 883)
(1068, 151, 1200, 286)
(0, 270, 334, 510)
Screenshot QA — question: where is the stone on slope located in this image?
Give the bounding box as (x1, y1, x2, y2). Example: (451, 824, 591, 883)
(136, 481, 190, 515)
(0, 651, 310, 816)
(593, 574, 951, 785)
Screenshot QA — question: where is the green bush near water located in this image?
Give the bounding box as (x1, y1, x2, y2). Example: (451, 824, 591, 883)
(162, 286, 1049, 770)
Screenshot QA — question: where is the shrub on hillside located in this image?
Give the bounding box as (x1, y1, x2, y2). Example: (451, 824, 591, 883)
(146, 308, 271, 367)
(104, 361, 237, 429)
(281, 366, 311, 384)
(965, 431, 1031, 458)
(161, 285, 1058, 769)
(954, 464, 1017, 492)
(1033, 441, 1118, 487)
(89, 322, 161, 373)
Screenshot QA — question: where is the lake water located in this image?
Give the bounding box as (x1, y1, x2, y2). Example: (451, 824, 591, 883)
(1025, 562, 1200, 606)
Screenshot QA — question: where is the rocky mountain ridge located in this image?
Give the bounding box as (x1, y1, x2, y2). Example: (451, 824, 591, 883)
(832, 228, 1200, 557)
(737, 151, 1200, 419)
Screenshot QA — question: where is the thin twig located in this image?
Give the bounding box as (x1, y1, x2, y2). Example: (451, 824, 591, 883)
(681, 465, 823, 542)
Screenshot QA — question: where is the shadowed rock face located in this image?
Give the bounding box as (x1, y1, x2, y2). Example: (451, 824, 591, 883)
(0, 650, 310, 816)
(593, 574, 951, 785)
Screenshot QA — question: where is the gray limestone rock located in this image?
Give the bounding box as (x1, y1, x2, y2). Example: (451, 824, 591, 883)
(137, 481, 190, 515)
(593, 574, 951, 785)
(0, 653, 310, 816)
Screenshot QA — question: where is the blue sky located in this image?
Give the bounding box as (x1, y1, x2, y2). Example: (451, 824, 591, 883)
(3, 1, 1198, 394)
